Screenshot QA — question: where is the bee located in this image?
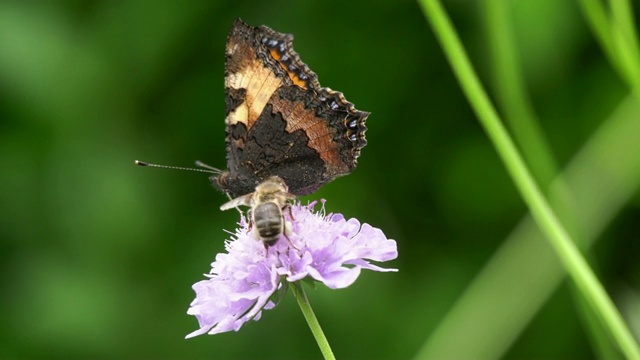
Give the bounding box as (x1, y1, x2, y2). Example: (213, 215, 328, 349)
(220, 176, 296, 247)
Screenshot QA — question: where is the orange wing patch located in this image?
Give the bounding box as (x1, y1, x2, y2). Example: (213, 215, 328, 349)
(269, 49, 309, 89)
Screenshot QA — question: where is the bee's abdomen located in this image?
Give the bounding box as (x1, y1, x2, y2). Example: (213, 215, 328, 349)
(253, 202, 283, 246)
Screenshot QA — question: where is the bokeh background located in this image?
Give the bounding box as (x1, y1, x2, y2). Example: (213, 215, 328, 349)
(1, 0, 639, 359)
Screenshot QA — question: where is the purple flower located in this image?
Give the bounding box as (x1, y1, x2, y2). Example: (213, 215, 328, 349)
(186, 200, 398, 338)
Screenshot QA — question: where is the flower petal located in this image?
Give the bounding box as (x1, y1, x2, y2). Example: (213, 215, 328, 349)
(186, 200, 398, 337)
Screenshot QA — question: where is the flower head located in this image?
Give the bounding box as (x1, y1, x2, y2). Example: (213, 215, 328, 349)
(186, 200, 398, 338)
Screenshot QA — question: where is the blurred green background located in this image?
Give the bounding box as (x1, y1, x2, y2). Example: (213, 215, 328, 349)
(1, 0, 639, 359)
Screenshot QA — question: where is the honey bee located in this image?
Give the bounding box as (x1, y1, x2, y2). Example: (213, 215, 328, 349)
(220, 176, 296, 247)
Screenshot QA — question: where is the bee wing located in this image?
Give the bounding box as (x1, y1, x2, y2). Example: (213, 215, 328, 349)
(220, 192, 253, 211)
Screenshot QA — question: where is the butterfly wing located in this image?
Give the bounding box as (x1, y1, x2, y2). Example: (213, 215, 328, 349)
(214, 19, 368, 197)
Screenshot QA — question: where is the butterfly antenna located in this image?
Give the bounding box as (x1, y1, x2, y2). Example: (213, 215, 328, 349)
(134, 160, 220, 174)
(194, 160, 222, 174)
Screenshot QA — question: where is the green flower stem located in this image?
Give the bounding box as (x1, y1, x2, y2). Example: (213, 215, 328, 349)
(610, 0, 640, 89)
(418, 1, 640, 359)
(578, 0, 626, 77)
(482, 0, 582, 247)
(292, 282, 335, 360)
(579, 0, 640, 91)
(483, 0, 559, 189)
(416, 95, 640, 359)
(483, 0, 605, 355)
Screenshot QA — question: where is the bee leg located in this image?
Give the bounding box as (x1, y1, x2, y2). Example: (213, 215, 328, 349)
(284, 220, 292, 237)
(246, 209, 254, 231)
(262, 242, 271, 257)
(246, 210, 261, 240)
(282, 217, 300, 250)
(284, 204, 295, 221)
(225, 191, 244, 215)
